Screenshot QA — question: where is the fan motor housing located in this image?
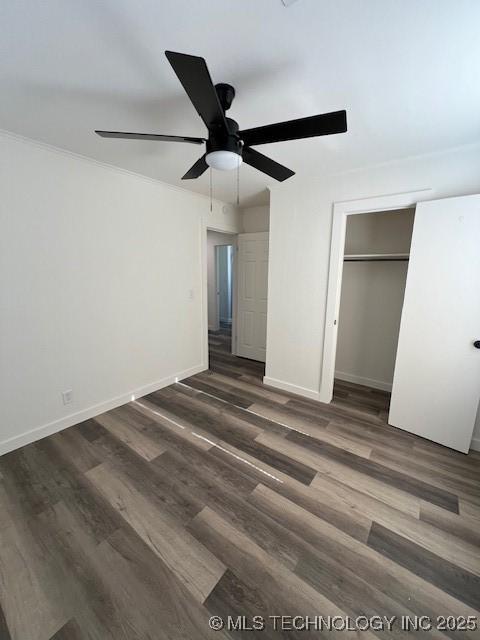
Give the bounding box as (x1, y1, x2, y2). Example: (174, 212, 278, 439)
(207, 116, 243, 157)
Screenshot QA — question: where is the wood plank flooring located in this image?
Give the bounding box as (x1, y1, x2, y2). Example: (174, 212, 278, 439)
(1, 329, 479, 639)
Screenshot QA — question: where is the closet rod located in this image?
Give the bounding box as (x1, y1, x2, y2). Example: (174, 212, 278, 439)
(344, 253, 409, 262)
(344, 257, 409, 262)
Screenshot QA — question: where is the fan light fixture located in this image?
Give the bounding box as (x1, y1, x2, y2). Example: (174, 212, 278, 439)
(205, 150, 242, 171)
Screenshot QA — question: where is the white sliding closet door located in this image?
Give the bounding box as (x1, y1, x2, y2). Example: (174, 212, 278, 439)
(389, 194, 480, 453)
(236, 232, 269, 362)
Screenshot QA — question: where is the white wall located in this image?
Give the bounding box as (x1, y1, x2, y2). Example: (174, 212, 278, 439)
(0, 131, 241, 454)
(336, 210, 414, 391)
(344, 209, 415, 255)
(265, 142, 480, 449)
(242, 205, 270, 233)
(207, 231, 236, 330)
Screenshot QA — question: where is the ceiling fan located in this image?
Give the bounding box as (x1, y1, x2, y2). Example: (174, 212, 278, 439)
(95, 51, 347, 182)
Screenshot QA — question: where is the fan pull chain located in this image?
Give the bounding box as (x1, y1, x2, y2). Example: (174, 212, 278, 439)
(209, 167, 213, 212)
(236, 160, 240, 206)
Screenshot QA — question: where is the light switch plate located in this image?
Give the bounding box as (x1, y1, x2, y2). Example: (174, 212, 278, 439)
(62, 389, 73, 405)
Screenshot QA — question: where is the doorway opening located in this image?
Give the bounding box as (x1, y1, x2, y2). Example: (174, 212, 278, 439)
(207, 230, 236, 356)
(216, 244, 233, 332)
(320, 189, 431, 404)
(332, 208, 415, 415)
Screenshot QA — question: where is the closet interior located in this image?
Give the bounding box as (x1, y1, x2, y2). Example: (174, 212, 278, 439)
(334, 208, 415, 413)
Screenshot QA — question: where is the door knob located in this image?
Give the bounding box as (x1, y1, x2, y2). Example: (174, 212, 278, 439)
(474, 340, 480, 349)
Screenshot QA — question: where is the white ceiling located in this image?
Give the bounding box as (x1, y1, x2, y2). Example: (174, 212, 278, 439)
(1, 0, 479, 206)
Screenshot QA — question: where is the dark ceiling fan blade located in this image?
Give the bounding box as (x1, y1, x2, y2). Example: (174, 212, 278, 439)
(165, 51, 229, 133)
(240, 110, 347, 146)
(242, 147, 295, 182)
(95, 130, 205, 144)
(182, 154, 208, 180)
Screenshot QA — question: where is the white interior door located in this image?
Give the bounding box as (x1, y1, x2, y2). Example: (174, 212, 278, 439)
(236, 232, 269, 362)
(389, 194, 480, 453)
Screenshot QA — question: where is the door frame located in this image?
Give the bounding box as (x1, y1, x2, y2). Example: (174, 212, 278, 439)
(214, 243, 234, 330)
(214, 245, 221, 331)
(203, 227, 238, 369)
(319, 189, 433, 403)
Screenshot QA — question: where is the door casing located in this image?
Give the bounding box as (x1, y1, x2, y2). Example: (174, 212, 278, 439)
(214, 244, 233, 329)
(319, 189, 433, 403)
(203, 227, 238, 370)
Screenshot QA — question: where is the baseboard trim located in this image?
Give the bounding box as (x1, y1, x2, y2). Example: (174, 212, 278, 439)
(263, 376, 321, 402)
(0, 363, 207, 456)
(470, 436, 480, 453)
(334, 370, 392, 392)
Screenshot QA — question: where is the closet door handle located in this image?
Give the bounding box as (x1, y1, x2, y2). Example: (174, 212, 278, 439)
(474, 340, 480, 349)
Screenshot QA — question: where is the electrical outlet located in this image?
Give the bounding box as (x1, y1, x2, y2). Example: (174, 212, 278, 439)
(62, 389, 73, 405)
(189, 289, 194, 300)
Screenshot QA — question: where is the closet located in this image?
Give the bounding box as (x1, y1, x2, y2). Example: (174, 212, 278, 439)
(335, 209, 415, 398)
(324, 193, 480, 454)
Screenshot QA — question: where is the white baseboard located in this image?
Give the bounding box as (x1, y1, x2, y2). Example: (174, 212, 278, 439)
(263, 376, 321, 402)
(470, 436, 480, 453)
(0, 363, 207, 456)
(334, 370, 392, 392)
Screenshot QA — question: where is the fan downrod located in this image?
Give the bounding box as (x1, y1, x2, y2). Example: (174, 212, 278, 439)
(215, 83, 235, 112)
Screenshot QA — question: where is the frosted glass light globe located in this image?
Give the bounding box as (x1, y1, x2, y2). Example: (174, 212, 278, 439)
(205, 150, 242, 171)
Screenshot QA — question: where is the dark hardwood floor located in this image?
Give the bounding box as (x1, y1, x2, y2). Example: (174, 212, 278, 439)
(1, 332, 480, 639)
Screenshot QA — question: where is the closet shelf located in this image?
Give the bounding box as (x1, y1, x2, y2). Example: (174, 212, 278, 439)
(344, 253, 409, 262)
